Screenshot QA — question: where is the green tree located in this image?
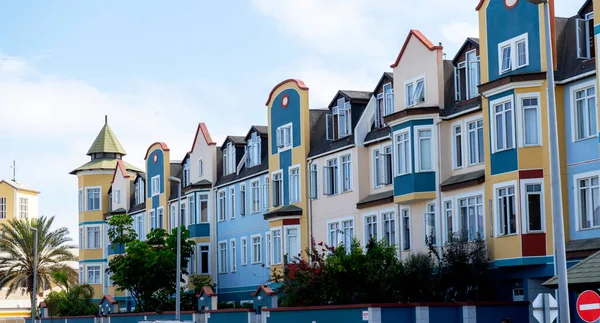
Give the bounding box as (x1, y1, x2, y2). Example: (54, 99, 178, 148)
(44, 284, 97, 317)
(107, 225, 195, 312)
(107, 214, 137, 247)
(0, 216, 77, 313)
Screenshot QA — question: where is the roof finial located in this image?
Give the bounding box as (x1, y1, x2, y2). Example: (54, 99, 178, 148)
(10, 161, 17, 182)
(105, 115, 108, 124)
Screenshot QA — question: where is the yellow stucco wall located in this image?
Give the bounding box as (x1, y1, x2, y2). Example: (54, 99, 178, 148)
(0, 182, 15, 221)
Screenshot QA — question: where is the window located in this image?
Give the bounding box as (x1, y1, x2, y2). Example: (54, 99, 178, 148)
(229, 187, 235, 219)
(424, 203, 436, 245)
(79, 267, 84, 284)
(252, 235, 262, 264)
(285, 227, 300, 260)
(455, 51, 480, 101)
(199, 159, 203, 177)
(223, 142, 236, 175)
(444, 201, 453, 242)
(467, 119, 484, 165)
(455, 61, 467, 101)
(272, 172, 283, 207)
(0, 197, 5, 219)
(276, 124, 293, 151)
(114, 189, 120, 204)
(170, 205, 176, 230)
(243, 237, 253, 266)
(183, 160, 190, 186)
(573, 85, 597, 141)
(135, 180, 145, 205)
(577, 12, 595, 60)
(382, 212, 396, 247)
(151, 176, 160, 196)
(323, 159, 339, 195)
(458, 195, 484, 241)
(266, 232, 272, 266)
(374, 146, 392, 187)
(405, 78, 425, 107)
(199, 195, 208, 223)
(158, 207, 164, 229)
(86, 265, 101, 284)
(402, 208, 410, 250)
(498, 33, 528, 74)
(199, 245, 210, 274)
(189, 196, 195, 224)
(396, 131, 411, 175)
(136, 213, 145, 239)
(218, 191, 226, 221)
(289, 167, 300, 203)
(341, 155, 352, 192)
(251, 181, 260, 213)
(364, 215, 377, 243)
(78, 190, 83, 212)
(218, 242, 228, 273)
(272, 229, 282, 265)
(492, 99, 515, 152)
(523, 183, 543, 232)
(520, 97, 540, 146)
(79, 228, 83, 249)
(86, 187, 101, 211)
(342, 220, 354, 248)
(240, 184, 246, 216)
(416, 128, 433, 172)
(328, 222, 341, 248)
(577, 175, 600, 230)
(326, 98, 352, 140)
(18, 197, 28, 219)
(149, 210, 156, 230)
(86, 226, 101, 249)
(453, 125, 463, 169)
(230, 239, 236, 272)
(328, 219, 355, 250)
(467, 50, 480, 99)
(375, 83, 394, 128)
(263, 177, 270, 209)
(309, 163, 318, 199)
(246, 132, 262, 167)
(497, 186, 517, 236)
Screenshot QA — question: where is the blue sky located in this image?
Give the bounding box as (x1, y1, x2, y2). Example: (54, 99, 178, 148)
(0, 0, 579, 239)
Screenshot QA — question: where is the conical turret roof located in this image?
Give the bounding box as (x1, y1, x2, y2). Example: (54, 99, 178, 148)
(86, 117, 127, 156)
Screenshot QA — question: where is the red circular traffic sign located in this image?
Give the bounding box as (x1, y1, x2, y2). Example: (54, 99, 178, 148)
(577, 290, 600, 323)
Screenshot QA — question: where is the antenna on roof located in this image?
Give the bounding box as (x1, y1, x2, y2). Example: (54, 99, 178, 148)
(10, 161, 17, 182)
(105, 115, 108, 124)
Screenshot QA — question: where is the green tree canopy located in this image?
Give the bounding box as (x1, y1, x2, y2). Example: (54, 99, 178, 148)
(44, 284, 97, 317)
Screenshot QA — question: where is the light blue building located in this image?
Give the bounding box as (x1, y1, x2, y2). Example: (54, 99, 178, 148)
(214, 126, 271, 303)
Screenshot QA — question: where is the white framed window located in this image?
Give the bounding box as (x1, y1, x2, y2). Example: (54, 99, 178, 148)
(198, 159, 203, 177)
(341, 154, 352, 192)
(495, 183, 518, 236)
(401, 208, 411, 250)
(169, 205, 176, 230)
(424, 203, 437, 245)
(157, 206, 165, 229)
(396, 130, 411, 176)
(272, 228, 282, 265)
(289, 166, 301, 203)
(115, 189, 121, 204)
(520, 180, 544, 233)
(457, 194, 485, 241)
(491, 96, 515, 153)
(452, 124, 463, 169)
(285, 226, 300, 261)
(229, 239, 237, 272)
(382, 212, 396, 247)
(136, 213, 145, 239)
(250, 180, 261, 213)
(79, 266, 84, 284)
(189, 196, 195, 225)
(198, 194, 208, 223)
(218, 241, 228, 273)
(405, 76, 425, 107)
(415, 127, 434, 172)
(246, 132, 262, 167)
(517, 93, 541, 147)
(342, 219, 354, 248)
(151, 176, 161, 196)
(374, 145, 392, 188)
(467, 118, 484, 165)
(135, 179, 145, 205)
(364, 214, 378, 244)
(19, 197, 28, 219)
(263, 176, 270, 209)
(79, 228, 83, 249)
(86, 265, 102, 284)
(328, 222, 341, 248)
(375, 83, 394, 128)
(218, 190, 226, 222)
(444, 200, 453, 243)
(577, 12, 595, 59)
(78, 190, 83, 212)
(149, 209, 156, 230)
(326, 98, 353, 140)
(309, 163, 318, 199)
(86, 226, 101, 249)
(498, 33, 529, 74)
(323, 158, 339, 196)
(327, 218, 354, 249)
(223, 142, 236, 175)
(251, 234, 262, 264)
(183, 160, 190, 186)
(572, 83, 597, 141)
(276, 123, 293, 151)
(575, 172, 600, 230)
(199, 244, 210, 274)
(86, 187, 101, 211)
(272, 171, 283, 207)
(229, 187, 235, 219)
(240, 183, 246, 216)
(467, 50, 480, 99)
(265, 231, 272, 266)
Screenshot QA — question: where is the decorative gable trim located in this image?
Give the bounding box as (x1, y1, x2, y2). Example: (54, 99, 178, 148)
(390, 30, 442, 68)
(190, 123, 216, 153)
(265, 79, 309, 106)
(250, 284, 277, 296)
(111, 160, 130, 184)
(144, 142, 170, 160)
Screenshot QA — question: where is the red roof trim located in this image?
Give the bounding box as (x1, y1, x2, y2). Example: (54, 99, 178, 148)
(390, 29, 443, 68)
(190, 123, 216, 153)
(99, 295, 118, 305)
(250, 284, 277, 297)
(265, 79, 308, 106)
(475, 0, 485, 10)
(110, 160, 130, 184)
(144, 142, 170, 160)
(196, 285, 217, 298)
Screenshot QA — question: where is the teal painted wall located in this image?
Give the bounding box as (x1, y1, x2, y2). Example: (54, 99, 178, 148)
(488, 90, 518, 175)
(208, 311, 249, 323)
(146, 148, 165, 208)
(270, 89, 301, 154)
(266, 307, 368, 323)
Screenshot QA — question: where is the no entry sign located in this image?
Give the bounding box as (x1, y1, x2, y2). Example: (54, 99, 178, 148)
(577, 290, 600, 323)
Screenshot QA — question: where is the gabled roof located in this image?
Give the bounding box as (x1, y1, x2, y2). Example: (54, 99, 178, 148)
(390, 29, 442, 68)
(373, 72, 394, 93)
(196, 286, 217, 298)
(189, 123, 216, 154)
(0, 179, 40, 194)
(578, 0, 593, 17)
(86, 119, 127, 156)
(245, 125, 268, 141)
(265, 79, 308, 106)
(111, 160, 131, 184)
(144, 142, 170, 160)
(328, 90, 372, 109)
(221, 136, 246, 149)
(451, 38, 480, 64)
(250, 285, 277, 297)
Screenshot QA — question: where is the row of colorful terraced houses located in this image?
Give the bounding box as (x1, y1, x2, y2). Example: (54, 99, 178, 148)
(71, 0, 600, 319)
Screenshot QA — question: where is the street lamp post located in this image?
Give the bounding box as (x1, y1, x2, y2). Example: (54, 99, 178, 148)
(168, 176, 182, 321)
(30, 227, 38, 323)
(526, 0, 570, 322)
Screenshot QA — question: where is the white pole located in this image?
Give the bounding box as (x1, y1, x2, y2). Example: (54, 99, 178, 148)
(169, 177, 182, 321)
(31, 228, 38, 323)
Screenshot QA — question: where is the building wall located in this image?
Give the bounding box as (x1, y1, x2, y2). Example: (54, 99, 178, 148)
(111, 168, 134, 213)
(0, 182, 15, 221)
(438, 113, 485, 182)
(145, 143, 171, 231)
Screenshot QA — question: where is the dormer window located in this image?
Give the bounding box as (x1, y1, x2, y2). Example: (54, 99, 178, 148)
(276, 124, 292, 151)
(455, 50, 480, 101)
(375, 83, 394, 128)
(405, 77, 425, 107)
(223, 142, 236, 175)
(498, 33, 528, 74)
(183, 159, 190, 186)
(326, 98, 352, 140)
(246, 132, 261, 167)
(135, 179, 145, 204)
(577, 12, 595, 60)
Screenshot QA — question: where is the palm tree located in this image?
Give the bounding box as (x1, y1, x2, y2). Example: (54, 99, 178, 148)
(0, 216, 77, 313)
